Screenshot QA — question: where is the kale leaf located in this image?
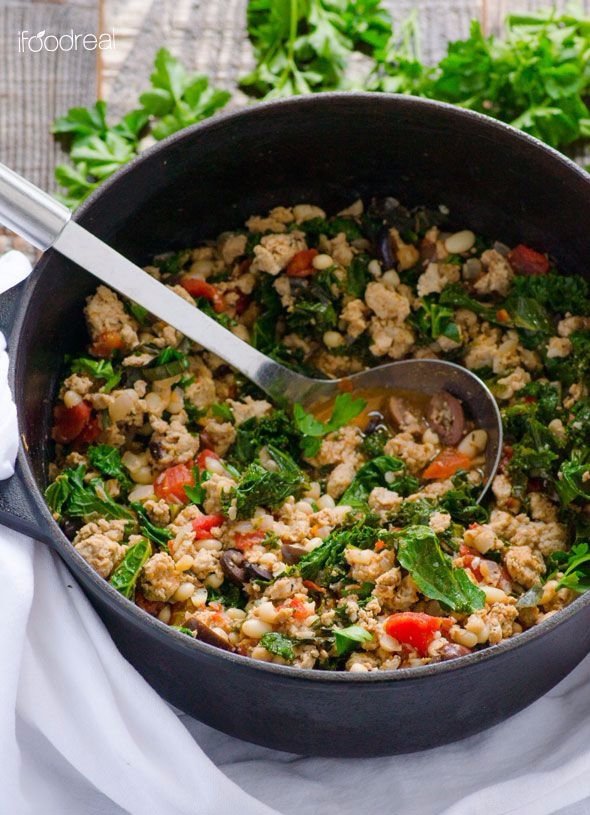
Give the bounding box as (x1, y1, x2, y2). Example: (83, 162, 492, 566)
(88, 444, 132, 491)
(224, 445, 307, 519)
(339, 455, 408, 508)
(260, 632, 296, 661)
(45, 466, 134, 522)
(333, 624, 373, 656)
(231, 410, 301, 466)
(131, 502, 173, 551)
(397, 525, 486, 612)
(109, 537, 151, 599)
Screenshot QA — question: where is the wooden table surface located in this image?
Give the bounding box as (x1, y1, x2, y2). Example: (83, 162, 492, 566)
(0, 0, 588, 194)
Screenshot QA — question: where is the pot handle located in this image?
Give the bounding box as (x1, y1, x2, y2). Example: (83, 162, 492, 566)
(0, 462, 54, 545)
(0, 282, 54, 545)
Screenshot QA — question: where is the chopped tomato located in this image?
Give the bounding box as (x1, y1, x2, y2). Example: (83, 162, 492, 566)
(197, 448, 221, 471)
(422, 448, 472, 480)
(286, 248, 318, 278)
(496, 308, 510, 323)
(374, 540, 386, 552)
(384, 612, 448, 657)
(51, 400, 93, 444)
(286, 596, 312, 621)
(74, 413, 102, 447)
(192, 513, 225, 539)
(507, 244, 550, 276)
(90, 330, 125, 358)
(302, 579, 326, 593)
(154, 463, 194, 504)
(180, 277, 226, 313)
(459, 543, 483, 581)
(234, 530, 266, 551)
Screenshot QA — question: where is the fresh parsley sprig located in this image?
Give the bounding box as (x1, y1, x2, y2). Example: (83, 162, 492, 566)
(53, 49, 229, 208)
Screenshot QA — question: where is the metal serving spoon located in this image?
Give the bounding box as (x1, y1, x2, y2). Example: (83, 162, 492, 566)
(0, 163, 502, 495)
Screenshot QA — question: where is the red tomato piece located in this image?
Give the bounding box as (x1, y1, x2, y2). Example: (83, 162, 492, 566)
(422, 448, 472, 480)
(384, 612, 448, 657)
(196, 449, 221, 471)
(51, 401, 93, 444)
(234, 530, 266, 551)
(180, 277, 226, 313)
(507, 244, 549, 276)
(459, 543, 483, 581)
(154, 463, 195, 504)
(286, 597, 312, 621)
(192, 513, 225, 539)
(90, 330, 125, 358)
(74, 413, 102, 446)
(286, 249, 318, 278)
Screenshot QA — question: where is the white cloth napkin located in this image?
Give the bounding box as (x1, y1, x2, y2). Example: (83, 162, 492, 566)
(1, 251, 590, 815)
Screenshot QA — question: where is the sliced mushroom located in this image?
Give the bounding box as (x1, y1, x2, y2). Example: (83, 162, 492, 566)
(245, 562, 273, 582)
(438, 643, 471, 661)
(281, 542, 308, 565)
(376, 225, 396, 270)
(185, 617, 235, 652)
(426, 391, 465, 445)
(220, 548, 247, 586)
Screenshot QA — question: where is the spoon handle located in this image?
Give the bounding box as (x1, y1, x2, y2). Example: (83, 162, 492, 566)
(0, 162, 71, 250)
(0, 162, 318, 405)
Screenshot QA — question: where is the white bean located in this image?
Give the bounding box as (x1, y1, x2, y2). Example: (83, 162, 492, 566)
(174, 582, 196, 603)
(241, 618, 273, 640)
(445, 230, 475, 254)
(63, 390, 82, 408)
(128, 484, 155, 503)
(323, 331, 344, 349)
(481, 585, 509, 604)
(109, 390, 138, 423)
(312, 253, 333, 270)
(368, 259, 382, 278)
(458, 429, 488, 459)
(256, 602, 278, 624)
(381, 269, 400, 287)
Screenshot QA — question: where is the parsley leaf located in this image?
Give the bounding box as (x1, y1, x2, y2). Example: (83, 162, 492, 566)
(294, 393, 366, 457)
(139, 48, 230, 140)
(69, 356, 121, 393)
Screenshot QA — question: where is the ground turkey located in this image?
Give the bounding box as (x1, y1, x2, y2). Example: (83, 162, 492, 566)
(73, 519, 127, 578)
(140, 553, 181, 602)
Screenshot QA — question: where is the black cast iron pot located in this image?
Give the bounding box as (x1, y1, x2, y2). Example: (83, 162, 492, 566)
(1, 94, 589, 757)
